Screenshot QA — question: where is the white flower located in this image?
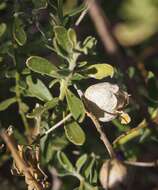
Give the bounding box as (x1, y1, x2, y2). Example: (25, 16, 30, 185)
(84, 82, 130, 122)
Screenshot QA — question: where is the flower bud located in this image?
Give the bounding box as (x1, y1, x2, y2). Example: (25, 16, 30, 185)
(84, 82, 129, 122)
(99, 159, 128, 190)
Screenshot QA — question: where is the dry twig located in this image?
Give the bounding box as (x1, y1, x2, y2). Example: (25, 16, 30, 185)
(86, 111, 116, 158)
(0, 131, 44, 190)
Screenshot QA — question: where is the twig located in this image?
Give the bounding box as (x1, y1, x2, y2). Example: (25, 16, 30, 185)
(0, 131, 43, 190)
(75, 1, 92, 26)
(124, 160, 158, 168)
(40, 113, 72, 138)
(86, 111, 116, 158)
(74, 85, 115, 158)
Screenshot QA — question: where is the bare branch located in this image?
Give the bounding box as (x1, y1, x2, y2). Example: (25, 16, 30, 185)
(86, 111, 116, 158)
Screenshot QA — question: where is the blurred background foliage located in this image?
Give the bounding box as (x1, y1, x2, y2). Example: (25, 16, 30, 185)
(0, 0, 158, 190)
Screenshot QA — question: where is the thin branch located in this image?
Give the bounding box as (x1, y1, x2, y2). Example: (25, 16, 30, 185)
(124, 160, 158, 168)
(75, 1, 92, 26)
(40, 113, 72, 138)
(0, 131, 44, 190)
(86, 111, 116, 158)
(74, 85, 116, 158)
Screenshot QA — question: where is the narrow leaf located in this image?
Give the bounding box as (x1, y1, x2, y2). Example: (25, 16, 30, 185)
(66, 89, 85, 122)
(68, 28, 77, 48)
(57, 151, 75, 172)
(0, 97, 16, 111)
(0, 22, 6, 37)
(64, 120, 86, 146)
(13, 18, 27, 46)
(76, 154, 87, 171)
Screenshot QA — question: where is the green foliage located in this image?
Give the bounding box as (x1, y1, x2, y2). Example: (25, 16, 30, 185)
(66, 89, 85, 122)
(64, 120, 86, 145)
(0, 0, 158, 190)
(13, 17, 27, 46)
(0, 97, 17, 111)
(26, 56, 59, 78)
(26, 76, 53, 101)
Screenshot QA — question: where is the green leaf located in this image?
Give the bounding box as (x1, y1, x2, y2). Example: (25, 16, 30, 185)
(84, 158, 96, 183)
(83, 64, 114, 79)
(76, 154, 87, 171)
(26, 56, 59, 78)
(26, 76, 53, 101)
(41, 134, 68, 164)
(27, 98, 58, 118)
(64, 120, 86, 146)
(27, 97, 59, 118)
(68, 28, 77, 48)
(0, 22, 6, 38)
(59, 79, 67, 100)
(81, 36, 97, 54)
(0, 97, 16, 111)
(13, 18, 27, 46)
(57, 0, 64, 22)
(66, 89, 85, 122)
(57, 151, 75, 172)
(44, 97, 59, 110)
(54, 26, 73, 53)
(53, 38, 68, 59)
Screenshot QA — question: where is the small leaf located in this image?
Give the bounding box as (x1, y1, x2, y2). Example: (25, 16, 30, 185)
(83, 64, 114, 79)
(81, 36, 97, 54)
(84, 158, 96, 183)
(64, 120, 86, 146)
(0, 97, 16, 111)
(54, 26, 73, 53)
(59, 79, 67, 100)
(44, 97, 59, 110)
(13, 18, 27, 46)
(76, 154, 87, 171)
(41, 134, 68, 164)
(57, 151, 75, 172)
(53, 38, 68, 59)
(0, 22, 7, 38)
(119, 112, 131, 124)
(68, 28, 77, 48)
(28, 98, 59, 118)
(66, 89, 85, 122)
(26, 76, 53, 101)
(26, 56, 59, 78)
